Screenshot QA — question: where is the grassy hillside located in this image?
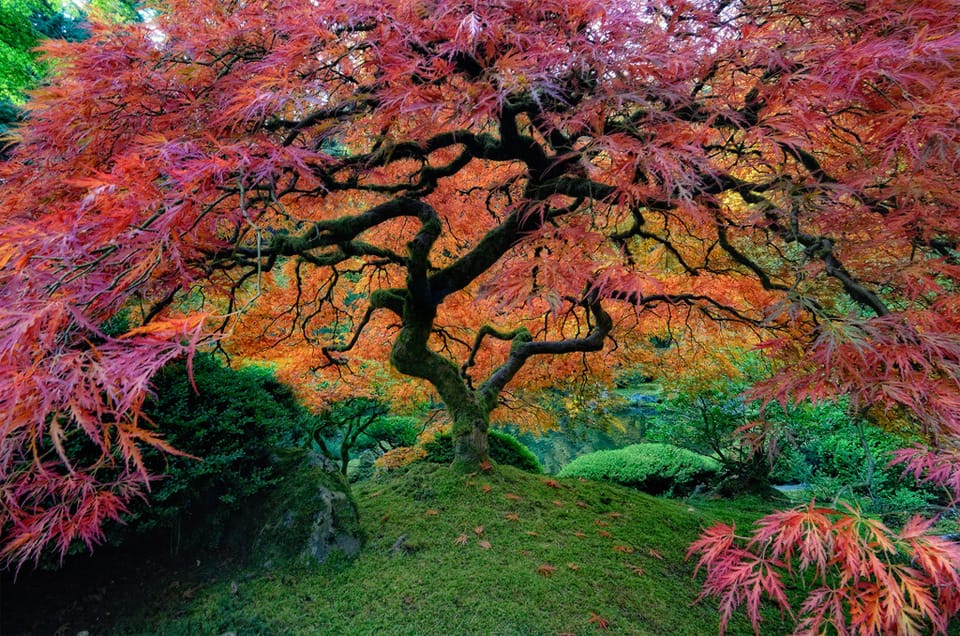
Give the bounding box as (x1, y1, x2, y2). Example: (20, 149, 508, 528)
(106, 464, 784, 635)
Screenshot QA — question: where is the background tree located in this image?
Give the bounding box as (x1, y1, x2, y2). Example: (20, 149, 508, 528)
(1, 2, 959, 612)
(312, 397, 390, 475)
(644, 348, 784, 494)
(0, 0, 140, 157)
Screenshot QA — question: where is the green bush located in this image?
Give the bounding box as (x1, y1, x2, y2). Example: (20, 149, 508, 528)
(807, 427, 939, 523)
(422, 429, 543, 473)
(117, 353, 314, 550)
(557, 443, 720, 496)
(360, 415, 421, 450)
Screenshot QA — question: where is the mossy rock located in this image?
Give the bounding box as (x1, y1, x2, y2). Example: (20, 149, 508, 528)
(347, 449, 379, 483)
(231, 449, 364, 568)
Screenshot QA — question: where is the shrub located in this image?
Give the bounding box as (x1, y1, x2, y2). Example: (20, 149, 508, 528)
(422, 430, 543, 473)
(114, 353, 314, 551)
(557, 443, 719, 496)
(807, 427, 939, 523)
(639, 351, 788, 493)
(360, 415, 421, 451)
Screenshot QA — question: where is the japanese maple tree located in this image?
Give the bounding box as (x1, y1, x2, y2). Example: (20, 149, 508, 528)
(1, 0, 959, 627)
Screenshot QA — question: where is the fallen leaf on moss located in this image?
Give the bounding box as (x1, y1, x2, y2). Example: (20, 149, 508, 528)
(588, 613, 609, 629)
(535, 563, 556, 577)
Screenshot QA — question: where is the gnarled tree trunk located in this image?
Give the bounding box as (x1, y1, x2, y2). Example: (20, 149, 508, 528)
(387, 290, 493, 469)
(453, 417, 490, 468)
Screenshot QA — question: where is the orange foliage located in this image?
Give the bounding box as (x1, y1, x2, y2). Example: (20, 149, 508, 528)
(375, 446, 427, 470)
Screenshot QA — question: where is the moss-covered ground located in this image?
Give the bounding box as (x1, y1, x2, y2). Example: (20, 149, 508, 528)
(4, 464, 793, 635)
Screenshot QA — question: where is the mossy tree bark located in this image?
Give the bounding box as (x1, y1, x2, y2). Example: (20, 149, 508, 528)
(391, 319, 492, 468)
(381, 200, 497, 469)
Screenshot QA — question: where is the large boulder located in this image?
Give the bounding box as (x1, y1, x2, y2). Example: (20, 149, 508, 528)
(239, 449, 364, 567)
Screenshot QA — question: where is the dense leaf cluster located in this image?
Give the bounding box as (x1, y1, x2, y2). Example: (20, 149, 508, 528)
(690, 505, 960, 635)
(0, 0, 134, 103)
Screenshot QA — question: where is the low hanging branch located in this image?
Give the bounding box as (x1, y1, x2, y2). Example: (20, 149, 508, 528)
(460, 324, 529, 380)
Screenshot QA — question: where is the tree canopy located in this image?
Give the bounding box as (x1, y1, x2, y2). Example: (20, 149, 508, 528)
(1, 1, 959, 619)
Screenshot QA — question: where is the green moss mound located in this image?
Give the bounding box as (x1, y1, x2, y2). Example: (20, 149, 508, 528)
(4, 463, 787, 635)
(422, 429, 543, 473)
(91, 464, 781, 635)
(557, 443, 720, 496)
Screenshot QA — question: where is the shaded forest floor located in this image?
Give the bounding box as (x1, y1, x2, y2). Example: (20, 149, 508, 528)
(5, 465, 796, 635)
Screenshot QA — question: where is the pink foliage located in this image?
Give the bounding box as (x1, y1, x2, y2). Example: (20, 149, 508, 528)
(690, 504, 960, 635)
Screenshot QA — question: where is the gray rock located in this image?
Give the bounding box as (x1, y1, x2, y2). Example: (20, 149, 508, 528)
(229, 449, 364, 567)
(299, 477, 364, 563)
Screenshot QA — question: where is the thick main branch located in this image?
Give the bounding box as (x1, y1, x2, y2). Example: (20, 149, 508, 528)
(478, 300, 613, 412)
